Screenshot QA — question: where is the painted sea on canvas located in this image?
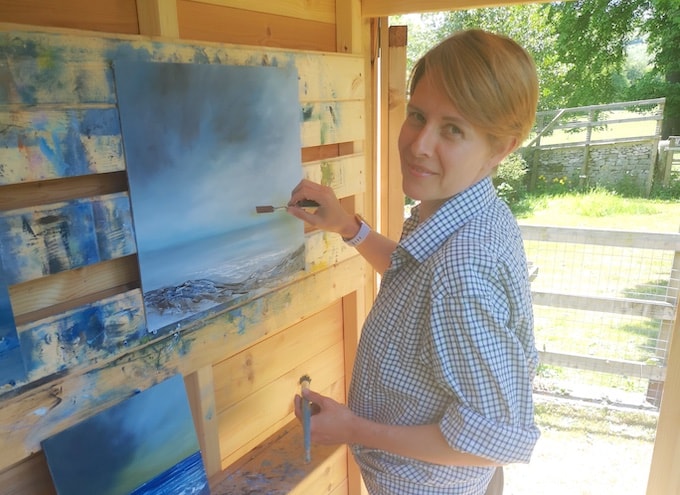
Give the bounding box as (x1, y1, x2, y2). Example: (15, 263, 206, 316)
(42, 374, 210, 495)
(130, 451, 209, 495)
(114, 61, 304, 335)
(140, 218, 304, 333)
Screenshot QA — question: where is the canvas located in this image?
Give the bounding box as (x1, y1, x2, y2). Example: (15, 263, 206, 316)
(0, 279, 24, 387)
(42, 373, 210, 495)
(114, 61, 304, 335)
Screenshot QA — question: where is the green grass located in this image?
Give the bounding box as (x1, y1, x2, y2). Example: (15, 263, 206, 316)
(517, 190, 679, 396)
(515, 189, 680, 232)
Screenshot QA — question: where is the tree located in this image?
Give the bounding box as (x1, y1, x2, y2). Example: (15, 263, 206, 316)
(548, 0, 680, 138)
(643, 0, 680, 137)
(392, 6, 566, 111)
(392, 1, 679, 137)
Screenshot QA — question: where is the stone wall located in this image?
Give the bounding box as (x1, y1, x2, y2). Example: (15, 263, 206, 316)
(524, 139, 657, 194)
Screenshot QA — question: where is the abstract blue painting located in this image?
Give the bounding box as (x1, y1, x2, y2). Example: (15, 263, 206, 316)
(42, 374, 210, 495)
(114, 61, 304, 334)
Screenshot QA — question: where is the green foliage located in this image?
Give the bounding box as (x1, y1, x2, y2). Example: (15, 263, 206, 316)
(650, 171, 680, 199)
(391, 0, 679, 132)
(492, 152, 528, 206)
(391, 6, 564, 111)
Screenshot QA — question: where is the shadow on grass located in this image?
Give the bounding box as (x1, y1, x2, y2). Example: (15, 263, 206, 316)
(535, 399, 658, 443)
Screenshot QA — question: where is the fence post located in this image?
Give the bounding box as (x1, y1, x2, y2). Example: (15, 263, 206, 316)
(647, 225, 680, 406)
(579, 110, 594, 189)
(663, 136, 680, 187)
(528, 113, 544, 193)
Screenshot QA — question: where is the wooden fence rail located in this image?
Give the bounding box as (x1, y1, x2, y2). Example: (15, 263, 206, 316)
(520, 224, 680, 404)
(524, 98, 666, 196)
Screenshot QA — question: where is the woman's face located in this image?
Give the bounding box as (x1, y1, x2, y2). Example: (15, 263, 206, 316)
(398, 71, 512, 220)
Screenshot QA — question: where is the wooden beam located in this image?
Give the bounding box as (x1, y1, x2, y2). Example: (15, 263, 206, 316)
(335, 0, 362, 54)
(136, 0, 179, 37)
(520, 225, 680, 251)
(382, 24, 407, 243)
(184, 366, 221, 478)
(646, 304, 680, 494)
(531, 291, 676, 320)
(538, 350, 666, 382)
(361, 0, 555, 17)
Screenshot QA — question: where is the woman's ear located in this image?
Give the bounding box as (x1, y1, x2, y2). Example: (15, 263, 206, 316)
(493, 136, 518, 163)
(485, 136, 518, 174)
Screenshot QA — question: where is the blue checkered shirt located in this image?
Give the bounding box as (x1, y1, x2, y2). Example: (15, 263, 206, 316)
(348, 178, 539, 495)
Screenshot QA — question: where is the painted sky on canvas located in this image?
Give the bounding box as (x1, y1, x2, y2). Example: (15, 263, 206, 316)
(114, 61, 304, 335)
(42, 374, 207, 495)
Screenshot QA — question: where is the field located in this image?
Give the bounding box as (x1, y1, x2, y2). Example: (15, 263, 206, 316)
(503, 192, 680, 495)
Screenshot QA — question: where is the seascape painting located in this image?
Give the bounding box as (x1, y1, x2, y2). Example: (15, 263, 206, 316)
(114, 61, 304, 334)
(41, 373, 210, 495)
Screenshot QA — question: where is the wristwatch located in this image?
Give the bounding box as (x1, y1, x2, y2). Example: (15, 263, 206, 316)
(342, 214, 371, 247)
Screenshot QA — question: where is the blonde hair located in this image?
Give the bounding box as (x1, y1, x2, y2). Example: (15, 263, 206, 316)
(409, 29, 538, 148)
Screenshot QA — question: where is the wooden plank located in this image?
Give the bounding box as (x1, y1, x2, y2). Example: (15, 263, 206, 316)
(291, 442, 347, 495)
(213, 300, 343, 412)
(539, 350, 666, 382)
(382, 24, 407, 242)
(17, 289, 146, 381)
(0, 34, 363, 106)
(9, 255, 139, 322)
(361, 0, 554, 17)
(136, 0, 179, 37)
(0, 0, 140, 34)
(0, 256, 363, 471)
(303, 153, 365, 200)
(335, 0, 362, 54)
(531, 291, 676, 320)
(0, 107, 123, 185)
(188, 0, 336, 24)
(520, 224, 680, 251)
(177, 1, 336, 51)
(305, 230, 356, 272)
(646, 305, 680, 494)
(212, 420, 346, 495)
(184, 366, 221, 478)
(0, 62, 115, 106)
(217, 341, 345, 463)
(0, 193, 136, 285)
(300, 100, 365, 148)
(295, 55, 365, 103)
(219, 375, 347, 471)
(0, 172, 128, 211)
(0, 452, 56, 495)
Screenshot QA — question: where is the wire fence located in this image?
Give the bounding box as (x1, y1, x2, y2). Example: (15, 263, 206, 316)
(521, 225, 680, 410)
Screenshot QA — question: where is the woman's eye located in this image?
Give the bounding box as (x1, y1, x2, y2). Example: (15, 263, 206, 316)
(407, 111, 425, 124)
(443, 124, 462, 137)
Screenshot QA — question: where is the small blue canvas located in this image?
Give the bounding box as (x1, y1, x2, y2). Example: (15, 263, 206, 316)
(42, 374, 210, 495)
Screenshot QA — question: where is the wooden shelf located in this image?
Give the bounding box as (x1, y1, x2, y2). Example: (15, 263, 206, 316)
(211, 420, 347, 494)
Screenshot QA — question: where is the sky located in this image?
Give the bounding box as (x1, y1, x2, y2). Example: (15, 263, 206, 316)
(115, 60, 303, 252)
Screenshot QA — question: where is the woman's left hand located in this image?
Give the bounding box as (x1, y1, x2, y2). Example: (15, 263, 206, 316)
(294, 388, 357, 445)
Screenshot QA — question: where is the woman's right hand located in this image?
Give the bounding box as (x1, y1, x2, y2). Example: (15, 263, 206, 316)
(287, 179, 360, 239)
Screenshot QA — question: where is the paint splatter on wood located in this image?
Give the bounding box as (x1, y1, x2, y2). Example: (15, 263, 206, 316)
(18, 289, 146, 380)
(0, 193, 136, 284)
(0, 107, 124, 184)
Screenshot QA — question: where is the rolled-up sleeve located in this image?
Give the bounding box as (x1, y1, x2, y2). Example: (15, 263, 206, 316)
(425, 250, 540, 464)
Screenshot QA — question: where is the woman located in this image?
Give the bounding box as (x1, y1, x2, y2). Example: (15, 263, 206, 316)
(288, 29, 540, 495)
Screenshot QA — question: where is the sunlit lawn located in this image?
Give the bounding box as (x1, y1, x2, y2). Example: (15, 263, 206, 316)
(504, 190, 671, 495)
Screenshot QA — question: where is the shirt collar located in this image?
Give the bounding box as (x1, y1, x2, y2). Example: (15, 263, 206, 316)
(399, 177, 497, 263)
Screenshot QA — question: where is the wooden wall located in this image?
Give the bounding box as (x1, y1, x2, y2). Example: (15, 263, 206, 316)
(0, 1, 373, 494)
